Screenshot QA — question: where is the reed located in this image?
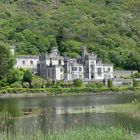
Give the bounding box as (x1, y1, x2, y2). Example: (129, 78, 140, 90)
(0, 125, 132, 140)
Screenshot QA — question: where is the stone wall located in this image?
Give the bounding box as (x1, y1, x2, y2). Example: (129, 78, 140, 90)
(114, 70, 137, 78)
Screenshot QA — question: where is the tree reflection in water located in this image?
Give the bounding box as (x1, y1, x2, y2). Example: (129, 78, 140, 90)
(0, 94, 140, 137)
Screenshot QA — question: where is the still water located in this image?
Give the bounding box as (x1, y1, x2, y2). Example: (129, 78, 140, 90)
(0, 94, 140, 135)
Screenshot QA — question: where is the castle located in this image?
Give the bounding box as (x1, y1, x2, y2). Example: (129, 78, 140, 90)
(37, 46, 113, 81)
(10, 46, 113, 82)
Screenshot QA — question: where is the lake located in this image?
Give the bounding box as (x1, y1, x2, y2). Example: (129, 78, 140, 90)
(0, 94, 140, 136)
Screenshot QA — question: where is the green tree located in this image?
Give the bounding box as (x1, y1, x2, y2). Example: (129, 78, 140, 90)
(125, 53, 140, 72)
(0, 0, 140, 70)
(7, 69, 24, 85)
(23, 70, 32, 87)
(0, 43, 15, 80)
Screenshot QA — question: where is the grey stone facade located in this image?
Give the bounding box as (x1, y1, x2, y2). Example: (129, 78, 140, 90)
(114, 70, 137, 78)
(37, 46, 113, 81)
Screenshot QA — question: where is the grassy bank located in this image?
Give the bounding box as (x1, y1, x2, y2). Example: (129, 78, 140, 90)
(0, 126, 132, 140)
(0, 86, 134, 95)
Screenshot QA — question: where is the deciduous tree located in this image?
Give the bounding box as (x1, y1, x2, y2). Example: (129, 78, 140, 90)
(0, 43, 15, 80)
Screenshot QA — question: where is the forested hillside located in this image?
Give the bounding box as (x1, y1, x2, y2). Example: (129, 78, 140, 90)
(0, 0, 140, 70)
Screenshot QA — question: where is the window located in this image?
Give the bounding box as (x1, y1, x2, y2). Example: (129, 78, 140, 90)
(72, 67, 74, 71)
(108, 67, 110, 72)
(60, 75, 63, 79)
(22, 60, 25, 65)
(30, 60, 33, 65)
(79, 67, 82, 71)
(97, 68, 102, 76)
(60, 68, 63, 72)
(72, 67, 77, 71)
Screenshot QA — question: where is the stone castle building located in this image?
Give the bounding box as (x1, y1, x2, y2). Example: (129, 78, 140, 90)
(10, 45, 113, 81)
(10, 46, 39, 73)
(37, 46, 113, 81)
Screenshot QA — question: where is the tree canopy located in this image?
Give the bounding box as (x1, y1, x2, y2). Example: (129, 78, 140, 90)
(0, 43, 15, 79)
(0, 0, 140, 70)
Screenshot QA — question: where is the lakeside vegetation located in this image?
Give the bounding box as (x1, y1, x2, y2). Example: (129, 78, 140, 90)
(0, 68, 135, 95)
(1, 68, 140, 95)
(0, 87, 133, 95)
(0, 125, 132, 140)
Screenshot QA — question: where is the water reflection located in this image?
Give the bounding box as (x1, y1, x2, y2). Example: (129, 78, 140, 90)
(0, 94, 139, 135)
(0, 100, 22, 136)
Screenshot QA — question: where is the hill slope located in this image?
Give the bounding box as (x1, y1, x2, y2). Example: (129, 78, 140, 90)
(0, 0, 140, 70)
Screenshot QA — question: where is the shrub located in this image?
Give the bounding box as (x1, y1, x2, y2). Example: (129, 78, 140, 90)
(95, 82, 105, 88)
(31, 79, 43, 88)
(133, 79, 140, 87)
(133, 72, 140, 78)
(74, 79, 83, 87)
(0, 79, 7, 88)
(86, 82, 96, 88)
(45, 79, 53, 88)
(10, 82, 22, 88)
(61, 81, 73, 88)
(52, 80, 64, 88)
(28, 88, 46, 93)
(23, 82, 30, 88)
(107, 79, 113, 88)
(6, 88, 27, 94)
(0, 89, 7, 94)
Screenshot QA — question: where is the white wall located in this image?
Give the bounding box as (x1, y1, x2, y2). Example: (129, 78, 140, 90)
(103, 65, 113, 79)
(15, 56, 39, 72)
(95, 65, 113, 80)
(68, 65, 84, 81)
(55, 67, 64, 81)
(95, 65, 104, 80)
(89, 59, 97, 80)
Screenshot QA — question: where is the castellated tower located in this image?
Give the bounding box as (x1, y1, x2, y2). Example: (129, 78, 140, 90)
(81, 45, 87, 63)
(81, 45, 87, 57)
